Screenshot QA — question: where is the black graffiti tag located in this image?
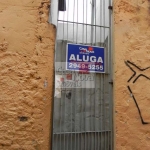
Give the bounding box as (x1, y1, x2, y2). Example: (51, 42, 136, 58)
(125, 60, 150, 83)
(125, 60, 150, 125)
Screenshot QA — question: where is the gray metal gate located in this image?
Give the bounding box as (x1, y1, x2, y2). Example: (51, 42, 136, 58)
(50, 0, 113, 149)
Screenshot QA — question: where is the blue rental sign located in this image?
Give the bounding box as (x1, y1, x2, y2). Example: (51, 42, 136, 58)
(66, 43, 105, 73)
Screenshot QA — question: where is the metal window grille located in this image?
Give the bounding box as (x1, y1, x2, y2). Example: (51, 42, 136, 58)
(50, 0, 113, 149)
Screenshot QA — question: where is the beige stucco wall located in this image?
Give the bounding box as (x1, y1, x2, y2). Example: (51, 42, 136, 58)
(0, 0, 55, 149)
(114, 0, 150, 149)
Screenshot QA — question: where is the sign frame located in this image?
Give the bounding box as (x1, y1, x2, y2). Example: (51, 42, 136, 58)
(66, 43, 106, 73)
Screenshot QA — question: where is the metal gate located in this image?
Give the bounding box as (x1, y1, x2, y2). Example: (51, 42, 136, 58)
(50, 0, 113, 149)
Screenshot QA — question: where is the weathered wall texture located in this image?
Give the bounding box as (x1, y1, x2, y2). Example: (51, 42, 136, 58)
(0, 0, 55, 150)
(114, 0, 150, 149)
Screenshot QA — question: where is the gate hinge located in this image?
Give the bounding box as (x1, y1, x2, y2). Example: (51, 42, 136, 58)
(109, 80, 113, 85)
(108, 6, 113, 10)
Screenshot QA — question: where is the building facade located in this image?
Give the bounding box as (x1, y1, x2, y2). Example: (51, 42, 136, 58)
(0, 0, 150, 150)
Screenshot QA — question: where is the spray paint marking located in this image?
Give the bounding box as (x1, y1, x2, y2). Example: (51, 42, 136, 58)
(125, 60, 150, 83)
(125, 60, 150, 124)
(127, 86, 149, 125)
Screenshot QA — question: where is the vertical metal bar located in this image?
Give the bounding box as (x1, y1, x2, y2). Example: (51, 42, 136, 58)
(91, 0, 94, 44)
(100, 0, 103, 149)
(103, 0, 107, 150)
(70, 1, 76, 149)
(86, 0, 88, 44)
(82, 0, 85, 42)
(109, 0, 113, 149)
(61, 1, 69, 149)
(94, 0, 97, 150)
(106, 0, 110, 148)
(67, 134, 69, 150)
(63, 85, 66, 150)
(59, 8, 65, 150)
(98, 1, 101, 148)
(76, 0, 78, 43)
(72, 0, 77, 150)
(61, 5, 66, 150)
(84, 77, 86, 149)
(77, 1, 80, 150)
(92, 1, 94, 150)
(66, 1, 70, 150)
(67, 0, 69, 41)
(73, 0, 75, 43)
(102, 0, 105, 147)
(81, 1, 85, 150)
(98, 74, 100, 149)
(63, 1, 70, 150)
(98, 78, 101, 150)
(100, 0, 102, 47)
(84, 1, 88, 149)
(75, 0, 79, 147)
(68, 0, 72, 150)
(85, 2, 89, 150)
(107, 0, 111, 146)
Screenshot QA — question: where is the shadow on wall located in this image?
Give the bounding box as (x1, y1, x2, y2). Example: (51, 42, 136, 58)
(125, 60, 150, 125)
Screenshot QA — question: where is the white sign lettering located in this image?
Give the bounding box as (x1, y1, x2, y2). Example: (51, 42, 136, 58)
(69, 54, 103, 63)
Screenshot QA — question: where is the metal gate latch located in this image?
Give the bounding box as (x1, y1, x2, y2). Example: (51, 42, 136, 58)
(108, 6, 113, 10)
(109, 80, 113, 85)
